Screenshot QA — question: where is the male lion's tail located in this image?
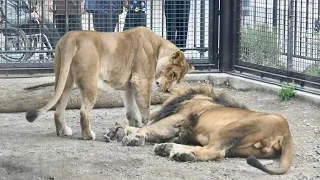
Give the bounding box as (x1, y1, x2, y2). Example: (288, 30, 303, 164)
(246, 135, 294, 175)
(25, 37, 78, 122)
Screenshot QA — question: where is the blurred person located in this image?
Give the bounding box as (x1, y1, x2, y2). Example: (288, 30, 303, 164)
(123, 0, 146, 31)
(47, 0, 86, 36)
(86, 0, 123, 32)
(164, 0, 190, 49)
(6, 0, 60, 51)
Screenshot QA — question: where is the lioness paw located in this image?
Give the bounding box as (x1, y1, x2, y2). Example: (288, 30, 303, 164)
(82, 130, 96, 140)
(122, 134, 145, 146)
(63, 126, 73, 136)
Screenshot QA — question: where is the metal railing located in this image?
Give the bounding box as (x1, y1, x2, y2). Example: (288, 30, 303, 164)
(0, 0, 214, 74)
(1, 0, 319, 93)
(232, 0, 320, 91)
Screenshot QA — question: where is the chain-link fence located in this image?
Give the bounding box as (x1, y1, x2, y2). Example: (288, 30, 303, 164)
(0, 0, 212, 71)
(237, 0, 320, 79)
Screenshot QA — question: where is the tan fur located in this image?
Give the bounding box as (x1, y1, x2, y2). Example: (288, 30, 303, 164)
(25, 27, 194, 140)
(109, 85, 294, 175)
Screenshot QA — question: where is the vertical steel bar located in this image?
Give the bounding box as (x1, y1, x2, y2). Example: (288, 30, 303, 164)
(200, 0, 205, 58)
(287, 0, 294, 74)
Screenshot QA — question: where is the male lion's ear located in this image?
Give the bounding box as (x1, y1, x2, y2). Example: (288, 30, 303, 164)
(171, 51, 186, 66)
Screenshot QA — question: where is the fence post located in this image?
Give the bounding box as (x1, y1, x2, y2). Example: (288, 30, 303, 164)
(287, 0, 294, 75)
(219, 0, 236, 72)
(233, 0, 241, 68)
(208, 0, 219, 68)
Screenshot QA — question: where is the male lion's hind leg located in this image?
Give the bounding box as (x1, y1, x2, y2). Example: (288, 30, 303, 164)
(154, 143, 225, 162)
(54, 74, 74, 137)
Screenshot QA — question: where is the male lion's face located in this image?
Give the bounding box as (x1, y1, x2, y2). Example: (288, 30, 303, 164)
(155, 51, 195, 92)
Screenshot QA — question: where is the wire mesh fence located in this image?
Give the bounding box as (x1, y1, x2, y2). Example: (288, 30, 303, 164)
(238, 0, 320, 78)
(0, 0, 211, 69)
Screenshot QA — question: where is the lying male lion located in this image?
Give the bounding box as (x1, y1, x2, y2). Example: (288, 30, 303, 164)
(105, 85, 294, 175)
(25, 26, 194, 140)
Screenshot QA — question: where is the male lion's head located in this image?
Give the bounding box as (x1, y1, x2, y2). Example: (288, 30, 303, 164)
(155, 51, 194, 92)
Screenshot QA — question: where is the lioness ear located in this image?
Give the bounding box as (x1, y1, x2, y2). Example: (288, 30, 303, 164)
(188, 64, 195, 73)
(171, 51, 186, 67)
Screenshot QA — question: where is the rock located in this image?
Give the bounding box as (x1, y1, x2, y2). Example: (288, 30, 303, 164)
(0, 76, 170, 113)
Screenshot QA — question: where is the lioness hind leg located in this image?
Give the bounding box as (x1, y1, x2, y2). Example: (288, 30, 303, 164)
(54, 73, 74, 137)
(79, 88, 98, 140)
(123, 90, 142, 127)
(76, 73, 99, 140)
(154, 143, 225, 162)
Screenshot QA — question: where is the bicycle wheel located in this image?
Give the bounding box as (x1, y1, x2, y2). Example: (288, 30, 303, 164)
(0, 25, 31, 62)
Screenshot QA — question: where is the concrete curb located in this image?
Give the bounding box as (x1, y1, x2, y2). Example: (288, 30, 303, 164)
(184, 73, 320, 106)
(1, 73, 319, 113)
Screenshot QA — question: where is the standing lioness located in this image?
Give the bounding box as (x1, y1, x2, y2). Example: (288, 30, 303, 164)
(25, 27, 194, 140)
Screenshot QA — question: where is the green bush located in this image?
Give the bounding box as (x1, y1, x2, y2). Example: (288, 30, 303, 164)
(240, 24, 284, 69)
(303, 32, 320, 77)
(278, 85, 296, 101)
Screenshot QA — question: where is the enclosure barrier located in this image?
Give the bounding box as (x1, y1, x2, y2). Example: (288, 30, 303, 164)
(0, 0, 319, 93)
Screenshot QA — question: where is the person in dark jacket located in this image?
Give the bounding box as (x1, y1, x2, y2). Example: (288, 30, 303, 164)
(123, 0, 146, 31)
(91, 0, 123, 32)
(47, 0, 85, 36)
(164, 0, 190, 49)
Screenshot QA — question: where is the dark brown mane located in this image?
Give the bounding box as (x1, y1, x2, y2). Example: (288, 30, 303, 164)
(151, 86, 247, 124)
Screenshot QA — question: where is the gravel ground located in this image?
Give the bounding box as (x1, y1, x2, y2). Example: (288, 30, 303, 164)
(0, 84, 319, 180)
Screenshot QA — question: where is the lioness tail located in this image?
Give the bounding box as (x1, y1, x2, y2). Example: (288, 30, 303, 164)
(26, 38, 78, 122)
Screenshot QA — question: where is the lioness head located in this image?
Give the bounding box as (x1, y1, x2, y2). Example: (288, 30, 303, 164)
(156, 51, 195, 92)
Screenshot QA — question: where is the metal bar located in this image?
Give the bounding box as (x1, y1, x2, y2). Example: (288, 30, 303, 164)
(193, 0, 197, 47)
(287, 0, 294, 74)
(208, 0, 214, 66)
(272, 0, 277, 28)
(200, 0, 205, 58)
(233, 0, 241, 68)
(219, 0, 234, 72)
(65, 0, 69, 34)
(150, 0, 153, 30)
(305, 0, 309, 56)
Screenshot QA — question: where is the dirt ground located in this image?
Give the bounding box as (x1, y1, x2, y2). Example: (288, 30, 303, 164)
(0, 83, 319, 180)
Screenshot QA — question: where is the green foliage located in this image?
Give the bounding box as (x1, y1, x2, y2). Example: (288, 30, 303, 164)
(303, 32, 320, 77)
(278, 85, 296, 101)
(303, 62, 320, 77)
(240, 23, 284, 69)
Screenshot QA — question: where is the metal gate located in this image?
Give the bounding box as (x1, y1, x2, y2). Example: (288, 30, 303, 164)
(0, 0, 219, 75)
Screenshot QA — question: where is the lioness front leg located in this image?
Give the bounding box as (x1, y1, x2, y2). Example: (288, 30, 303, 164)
(154, 143, 225, 162)
(131, 78, 152, 126)
(122, 114, 185, 146)
(123, 90, 143, 127)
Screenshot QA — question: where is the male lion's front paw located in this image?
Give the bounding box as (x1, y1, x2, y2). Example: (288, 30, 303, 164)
(121, 134, 145, 146)
(154, 143, 174, 157)
(154, 143, 196, 162)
